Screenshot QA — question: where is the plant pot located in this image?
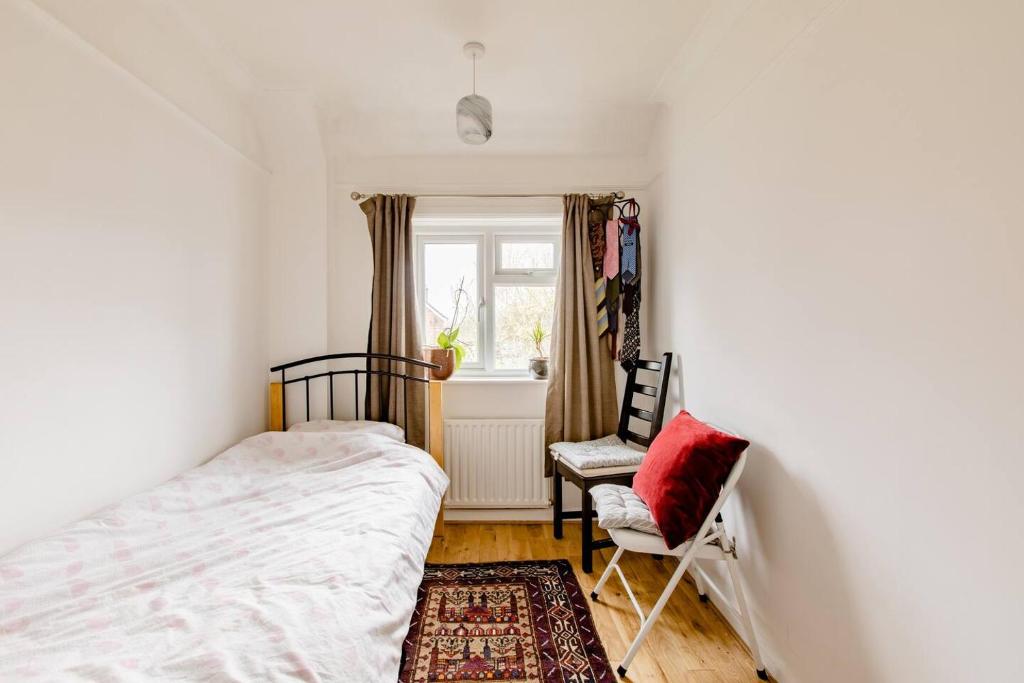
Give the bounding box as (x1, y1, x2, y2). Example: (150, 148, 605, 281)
(529, 357, 549, 380)
(424, 347, 455, 380)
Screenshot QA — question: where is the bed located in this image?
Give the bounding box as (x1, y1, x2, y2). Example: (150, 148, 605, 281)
(0, 353, 448, 682)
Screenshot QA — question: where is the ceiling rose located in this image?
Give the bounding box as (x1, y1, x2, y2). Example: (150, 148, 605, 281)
(456, 42, 492, 145)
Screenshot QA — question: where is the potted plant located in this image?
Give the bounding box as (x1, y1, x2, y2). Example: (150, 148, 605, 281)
(528, 320, 550, 380)
(424, 277, 470, 380)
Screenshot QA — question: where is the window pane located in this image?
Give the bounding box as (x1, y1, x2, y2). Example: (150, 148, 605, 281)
(494, 285, 556, 369)
(500, 241, 555, 270)
(423, 243, 479, 363)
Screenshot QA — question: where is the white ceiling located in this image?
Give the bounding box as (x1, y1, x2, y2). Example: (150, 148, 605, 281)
(175, 0, 710, 156)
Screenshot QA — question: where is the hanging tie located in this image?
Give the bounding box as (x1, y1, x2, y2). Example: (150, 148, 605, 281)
(620, 217, 640, 286)
(618, 202, 642, 370)
(587, 205, 610, 338)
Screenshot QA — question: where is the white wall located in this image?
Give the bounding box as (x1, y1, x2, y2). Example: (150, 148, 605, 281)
(0, 1, 268, 554)
(646, 1, 1024, 681)
(256, 92, 329, 368)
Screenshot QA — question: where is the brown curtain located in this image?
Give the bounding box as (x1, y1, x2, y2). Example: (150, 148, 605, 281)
(361, 194, 426, 448)
(544, 194, 620, 475)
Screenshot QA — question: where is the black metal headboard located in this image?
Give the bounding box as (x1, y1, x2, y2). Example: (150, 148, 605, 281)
(269, 352, 440, 440)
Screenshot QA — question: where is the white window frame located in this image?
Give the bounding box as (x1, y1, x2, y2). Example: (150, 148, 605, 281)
(416, 222, 560, 376)
(494, 235, 560, 276)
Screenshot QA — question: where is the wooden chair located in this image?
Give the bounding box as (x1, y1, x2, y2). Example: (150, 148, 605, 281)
(589, 446, 768, 680)
(550, 353, 672, 572)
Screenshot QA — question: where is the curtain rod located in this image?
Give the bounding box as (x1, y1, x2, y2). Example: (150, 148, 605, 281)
(349, 191, 626, 201)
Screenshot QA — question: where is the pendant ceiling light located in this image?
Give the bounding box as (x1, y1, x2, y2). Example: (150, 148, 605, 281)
(456, 42, 492, 145)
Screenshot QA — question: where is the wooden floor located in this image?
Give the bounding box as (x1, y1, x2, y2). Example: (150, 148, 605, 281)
(427, 522, 765, 683)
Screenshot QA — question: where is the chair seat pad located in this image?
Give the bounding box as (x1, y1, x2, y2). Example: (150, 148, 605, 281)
(590, 484, 661, 536)
(549, 435, 645, 470)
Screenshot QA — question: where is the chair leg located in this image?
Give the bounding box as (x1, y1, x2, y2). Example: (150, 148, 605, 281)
(726, 553, 768, 680)
(581, 483, 593, 573)
(591, 546, 623, 600)
(691, 561, 709, 602)
(552, 469, 563, 539)
(619, 553, 695, 676)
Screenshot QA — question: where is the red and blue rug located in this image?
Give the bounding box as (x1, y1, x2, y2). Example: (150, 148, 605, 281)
(400, 560, 615, 682)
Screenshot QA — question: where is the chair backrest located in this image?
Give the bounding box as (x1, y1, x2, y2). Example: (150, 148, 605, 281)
(617, 353, 673, 449)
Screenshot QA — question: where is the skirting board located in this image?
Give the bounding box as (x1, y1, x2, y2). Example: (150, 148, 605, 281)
(444, 507, 554, 523)
(443, 507, 598, 523)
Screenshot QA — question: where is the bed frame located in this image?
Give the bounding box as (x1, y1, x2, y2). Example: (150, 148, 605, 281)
(267, 352, 446, 536)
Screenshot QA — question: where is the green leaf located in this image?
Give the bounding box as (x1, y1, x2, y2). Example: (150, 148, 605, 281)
(453, 344, 465, 370)
(436, 331, 450, 348)
(449, 327, 460, 344)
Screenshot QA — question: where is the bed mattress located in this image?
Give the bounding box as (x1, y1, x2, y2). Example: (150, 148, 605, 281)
(0, 427, 448, 681)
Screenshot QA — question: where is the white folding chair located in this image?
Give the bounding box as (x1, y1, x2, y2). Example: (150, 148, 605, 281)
(590, 448, 768, 680)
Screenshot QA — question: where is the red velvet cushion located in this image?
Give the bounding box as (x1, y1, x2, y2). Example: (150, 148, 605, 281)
(632, 411, 749, 549)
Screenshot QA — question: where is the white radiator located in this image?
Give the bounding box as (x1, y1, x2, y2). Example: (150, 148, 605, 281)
(443, 419, 548, 508)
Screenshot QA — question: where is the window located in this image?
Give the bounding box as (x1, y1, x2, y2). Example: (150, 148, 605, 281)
(417, 220, 560, 375)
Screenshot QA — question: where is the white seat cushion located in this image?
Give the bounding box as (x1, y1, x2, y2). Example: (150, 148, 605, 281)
(590, 484, 661, 535)
(558, 460, 642, 478)
(549, 434, 645, 470)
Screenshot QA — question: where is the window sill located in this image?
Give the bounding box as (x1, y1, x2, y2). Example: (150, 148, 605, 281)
(444, 375, 547, 385)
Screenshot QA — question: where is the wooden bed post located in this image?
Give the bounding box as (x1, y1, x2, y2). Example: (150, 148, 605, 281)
(429, 379, 445, 538)
(268, 382, 284, 431)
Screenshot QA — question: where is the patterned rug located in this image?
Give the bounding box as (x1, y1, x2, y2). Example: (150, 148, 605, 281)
(400, 560, 615, 682)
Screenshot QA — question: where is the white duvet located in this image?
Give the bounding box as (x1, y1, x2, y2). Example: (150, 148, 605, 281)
(0, 427, 448, 682)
